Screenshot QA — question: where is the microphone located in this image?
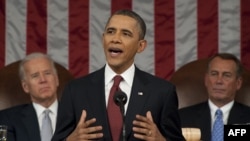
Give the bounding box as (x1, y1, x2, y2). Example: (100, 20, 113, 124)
(113, 90, 127, 141)
(113, 91, 127, 108)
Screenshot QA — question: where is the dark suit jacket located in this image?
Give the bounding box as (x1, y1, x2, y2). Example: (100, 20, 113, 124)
(52, 66, 185, 141)
(0, 104, 41, 141)
(179, 101, 250, 141)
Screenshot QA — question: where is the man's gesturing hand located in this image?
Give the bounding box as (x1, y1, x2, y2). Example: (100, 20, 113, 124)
(66, 110, 103, 141)
(133, 111, 166, 141)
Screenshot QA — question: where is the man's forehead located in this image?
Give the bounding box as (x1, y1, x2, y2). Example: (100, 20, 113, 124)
(106, 15, 140, 32)
(108, 15, 137, 26)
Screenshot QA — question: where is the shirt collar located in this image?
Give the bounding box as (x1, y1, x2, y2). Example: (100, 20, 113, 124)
(33, 100, 58, 117)
(208, 99, 234, 117)
(105, 63, 135, 87)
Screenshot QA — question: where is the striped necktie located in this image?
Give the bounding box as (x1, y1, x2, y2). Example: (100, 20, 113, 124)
(211, 109, 223, 141)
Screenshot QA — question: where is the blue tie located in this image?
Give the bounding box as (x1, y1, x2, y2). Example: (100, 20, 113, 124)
(211, 109, 223, 141)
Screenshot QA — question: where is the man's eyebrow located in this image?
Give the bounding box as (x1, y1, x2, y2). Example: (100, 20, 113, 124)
(222, 71, 233, 75)
(106, 27, 115, 30)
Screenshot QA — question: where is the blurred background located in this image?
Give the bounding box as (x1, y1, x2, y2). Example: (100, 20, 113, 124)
(0, 0, 249, 80)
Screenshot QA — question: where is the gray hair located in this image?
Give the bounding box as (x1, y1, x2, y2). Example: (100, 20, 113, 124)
(207, 53, 243, 78)
(19, 52, 57, 80)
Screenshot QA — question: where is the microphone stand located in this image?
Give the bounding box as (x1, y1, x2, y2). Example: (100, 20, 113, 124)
(120, 104, 126, 141)
(114, 91, 127, 141)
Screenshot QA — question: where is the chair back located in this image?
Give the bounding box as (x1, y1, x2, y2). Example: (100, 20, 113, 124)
(170, 59, 250, 109)
(0, 61, 74, 110)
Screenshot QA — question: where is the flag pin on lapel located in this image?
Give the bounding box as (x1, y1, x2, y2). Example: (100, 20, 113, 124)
(138, 92, 143, 95)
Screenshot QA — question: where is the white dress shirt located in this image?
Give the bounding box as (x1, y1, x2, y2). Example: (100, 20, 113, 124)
(105, 63, 135, 114)
(208, 99, 234, 130)
(33, 100, 58, 133)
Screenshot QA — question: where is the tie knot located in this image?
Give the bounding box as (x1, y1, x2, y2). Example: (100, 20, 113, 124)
(113, 75, 123, 87)
(215, 109, 223, 117)
(44, 109, 51, 116)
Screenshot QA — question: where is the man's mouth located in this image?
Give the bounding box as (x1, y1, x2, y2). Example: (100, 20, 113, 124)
(109, 48, 123, 53)
(40, 87, 50, 93)
(213, 88, 225, 93)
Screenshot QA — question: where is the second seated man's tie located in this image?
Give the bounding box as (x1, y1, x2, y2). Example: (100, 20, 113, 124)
(211, 109, 224, 141)
(107, 75, 123, 141)
(41, 109, 53, 141)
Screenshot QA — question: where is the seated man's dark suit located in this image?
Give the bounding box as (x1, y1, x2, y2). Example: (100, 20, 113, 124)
(179, 101, 250, 141)
(0, 104, 41, 141)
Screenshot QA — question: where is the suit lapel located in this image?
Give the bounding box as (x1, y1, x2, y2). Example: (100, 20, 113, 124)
(125, 68, 149, 138)
(228, 103, 239, 124)
(195, 102, 212, 141)
(22, 105, 41, 141)
(228, 102, 250, 124)
(87, 67, 112, 140)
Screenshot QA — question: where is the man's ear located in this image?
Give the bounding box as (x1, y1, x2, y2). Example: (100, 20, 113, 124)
(236, 76, 243, 90)
(137, 40, 147, 53)
(21, 80, 29, 93)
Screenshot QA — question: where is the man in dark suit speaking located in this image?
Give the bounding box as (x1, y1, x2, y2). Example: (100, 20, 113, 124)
(179, 53, 250, 141)
(52, 9, 184, 141)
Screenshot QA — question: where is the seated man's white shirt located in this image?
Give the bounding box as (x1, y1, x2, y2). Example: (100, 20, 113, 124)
(33, 100, 58, 133)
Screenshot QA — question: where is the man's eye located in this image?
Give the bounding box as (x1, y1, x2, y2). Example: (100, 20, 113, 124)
(107, 31, 112, 34)
(123, 33, 130, 36)
(210, 72, 217, 76)
(123, 32, 132, 37)
(31, 74, 39, 78)
(45, 72, 51, 75)
(106, 29, 114, 34)
(224, 74, 232, 78)
(44, 70, 53, 75)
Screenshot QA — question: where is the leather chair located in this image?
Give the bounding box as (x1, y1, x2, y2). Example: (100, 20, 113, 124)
(0, 60, 74, 110)
(170, 58, 250, 109)
(170, 59, 250, 141)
